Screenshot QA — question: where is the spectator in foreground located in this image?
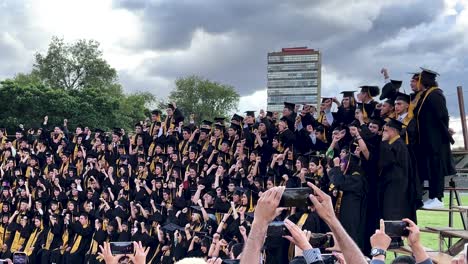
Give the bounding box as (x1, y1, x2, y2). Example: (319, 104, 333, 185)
(240, 183, 368, 264)
(369, 218, 432, 264)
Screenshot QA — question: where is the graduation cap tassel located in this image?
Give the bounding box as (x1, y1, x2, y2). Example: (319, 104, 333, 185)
(249, 192, 253, 211)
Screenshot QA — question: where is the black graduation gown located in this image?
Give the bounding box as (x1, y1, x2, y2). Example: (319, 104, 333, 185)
(414, 88, 456, 199)
(328, 161, 367, 251)
(378, 137, 414, 221)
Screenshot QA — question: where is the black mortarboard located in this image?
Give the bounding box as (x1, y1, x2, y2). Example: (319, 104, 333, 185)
(167, 103, 175, 110)
(360, 85, 380, 97)
(182, 126, 192, 133)
(390, 80, 403, 89)
(94, 128, 104, 134)
(134, 122, 143, 128)
(321, 96, 333, 103)
(340, 91, 356, 97)
(385, 118, 403, 132)
(266, 111, 273, 117)
(420, 67, 439, 82)
(160, 223, 183, 233)
(229, 123, 241, 131)
(384, 98, 395, 106)
(222, 138, 232, 146)
(231, 114, 244, 124)
(315, 125, 325, 133)
(395, 93, 410, 104)
(244, 111, 255, 117)
(200, 127, 211, 134)
(214, 117, 225, 124)
(151, 109, 162, 115)
(214, 123, 225, 130)
(380, 82, 399, 100)
(62, 150, 71, 157)
(283, 102, 295, 111)
(30, 154, 39, 162)
(202, 120, 213, 127)
(113, 128, 123, 137)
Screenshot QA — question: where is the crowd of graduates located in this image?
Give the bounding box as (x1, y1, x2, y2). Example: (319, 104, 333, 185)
(0, 67, 457, 264)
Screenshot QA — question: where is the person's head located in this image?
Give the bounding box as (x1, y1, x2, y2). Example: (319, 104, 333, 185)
(380, 101, 394, 117)
(278, 119, 287, 132)
(34, 217, 42, 228)
(368, 119, 382, 135)
(382, 119, 402, 141)
(266, 178, 274, 189)
(79, 213, 89, 226)
(182, 127, 191, 140)
(394, 96, 410, 115)
(392, 256, 416, 264)
(410, 73, 420, 92)
(283, 103, 294, 117)
(151, 110, 161, 122)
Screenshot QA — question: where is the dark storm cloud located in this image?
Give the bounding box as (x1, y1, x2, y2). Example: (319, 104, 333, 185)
(115, 0, 458, 97)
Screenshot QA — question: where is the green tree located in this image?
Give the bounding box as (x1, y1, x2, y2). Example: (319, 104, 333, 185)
(168, 76, 240, 122)
(0, 37, 155, 133)
(33, 36, 117, 90)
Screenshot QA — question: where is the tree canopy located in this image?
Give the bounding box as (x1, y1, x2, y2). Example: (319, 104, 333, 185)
(0, 37, 153, 132)
(33, 36, 117, 90)
(167, 76, 240, 123)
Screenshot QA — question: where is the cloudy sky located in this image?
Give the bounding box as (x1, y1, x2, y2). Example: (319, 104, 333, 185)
(1, 0, 468, 144)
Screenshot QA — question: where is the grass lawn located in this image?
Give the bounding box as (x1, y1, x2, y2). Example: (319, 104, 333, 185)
(385, 193, 468, 263)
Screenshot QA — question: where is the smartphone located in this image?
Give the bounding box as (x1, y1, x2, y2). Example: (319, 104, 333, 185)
(12, 252, 27, 264)
(110, 241, 134, 255)
(384, 221, 409, 237)
(279, 188, 313, 207)
(321, 254, 337, 264)
(266, 221, 290, 237)
(309, 233, 332, 249)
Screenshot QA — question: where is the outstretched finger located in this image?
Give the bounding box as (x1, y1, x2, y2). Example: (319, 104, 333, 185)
(380, 219, 385, 233)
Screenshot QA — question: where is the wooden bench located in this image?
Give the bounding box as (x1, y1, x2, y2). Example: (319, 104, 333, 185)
(389, 245, 453, 264)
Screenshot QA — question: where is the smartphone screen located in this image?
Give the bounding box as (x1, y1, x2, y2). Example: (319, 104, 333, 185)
(384, 221, 409, 237)
(12, 252, 28, 264)
(279, 188, 313, 207)
(110, 242, 134, 255)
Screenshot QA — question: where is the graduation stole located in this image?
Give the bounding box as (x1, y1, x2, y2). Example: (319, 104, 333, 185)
(215, 136, 224, 150)
(73, 144, 80, 161)
(59, 161, 69, 176)
(416, 87, 439, 144)
(288, 213, 309, 260)
(10, 230, 26, 252)
(76, 158, 84, 176)
(401, 114, 413, 145)
(87, 230, 99, 255)
(71, 223, 89, 254)
(25, 224, 44, 256)
(148, 142, 158, 157)
(60, 228, 69, 254)
(163, 116, 175, 135)
(178, 140, 190, 158)
(198, 138, 209, 153)
(44, 227, 55, 250)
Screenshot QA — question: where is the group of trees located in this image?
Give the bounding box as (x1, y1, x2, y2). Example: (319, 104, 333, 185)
(0, 37, 239, 133)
